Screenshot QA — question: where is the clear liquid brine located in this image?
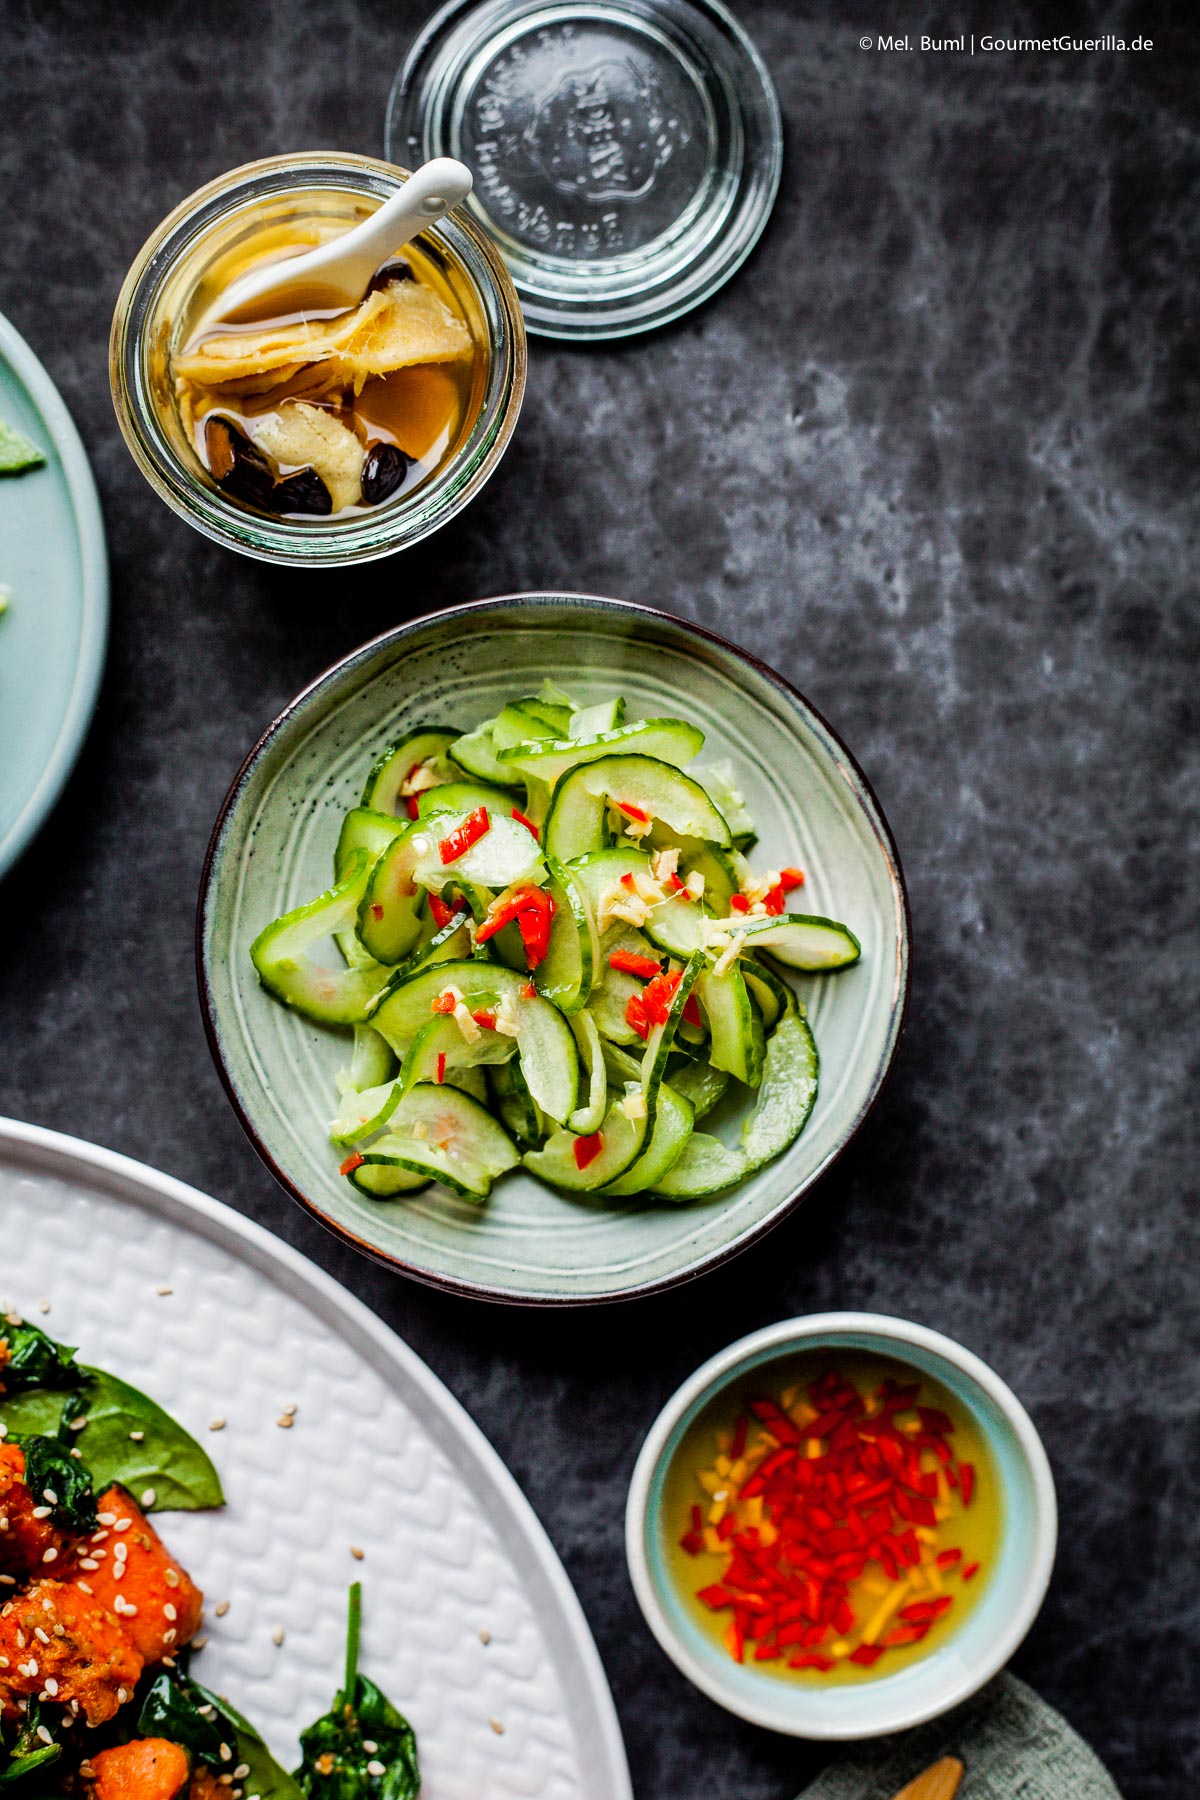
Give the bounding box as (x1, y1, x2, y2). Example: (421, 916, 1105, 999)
(167, 192, 489, 521)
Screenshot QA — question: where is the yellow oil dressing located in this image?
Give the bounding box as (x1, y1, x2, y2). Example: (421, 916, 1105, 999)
(661, 1351, 1003, 1684)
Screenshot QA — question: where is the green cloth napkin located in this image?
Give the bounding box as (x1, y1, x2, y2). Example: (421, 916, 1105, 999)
(798, 1673, 1123, 1799)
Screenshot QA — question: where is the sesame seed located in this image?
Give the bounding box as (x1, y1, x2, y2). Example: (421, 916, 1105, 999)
(78, 1559, 98, 1571)
(275, 1416, 293, 1429)
(214, 1600, 230, 1617)
(76, 1582, 92, 1596)
(489, 1717, 505, 1735)
(129, 1431, 145, 1442)
(24, 1659, 38, 1676)
(113, 1518, 131, 1532)
(271, 1626, 285, 1646)
(157, 1286, 173, 1296)
(36, 1725, 52, 1745)
(362, 1742, 377, 1755)
(43, 1677, 58, 1697)
(164, 1603, 177, 1621)
(479, 1628, 491, 1644)
(0, 1424, 5, 1438)
(42, 1490, 57, 1505)
(192, 1636, 208, 1650)
(0, 1576, 13, 1587)
(219, 1743, 232, 1762)
(38, 1301, 50, 1316)
(31, 1506, 51, 1520)
(366, 1762, 385, 1778)
(162, 1655, 176, 1668)
(41, 1548, 57, 1564)
(97, 1512, 116, 1526)
(113, 1542, 127, 1562)
(219, 1778, 234, 1789)
(197, 1706, 215, 1719)
(163, 1628, 176, 1643)
(68, 1416, 88, 1432)
(116, 1689, 128, 1705)
(140, 1489, 156, 1509)
(69, 1447, 82, 1460)
(209, 1418, 226, 1432)
(34, 1628, 49, 1644)
(165, 1568, 179, 1587)
(113, 1564, 125, 1581)
(349, 1546, 364, 1561)
(234, 1766, 250, 1781)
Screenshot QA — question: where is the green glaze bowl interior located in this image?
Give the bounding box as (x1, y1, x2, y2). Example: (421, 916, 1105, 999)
(198, 595, 910, 1304)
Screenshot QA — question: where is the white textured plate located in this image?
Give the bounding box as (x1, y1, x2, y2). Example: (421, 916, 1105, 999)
(0, 1119, 632, 1800)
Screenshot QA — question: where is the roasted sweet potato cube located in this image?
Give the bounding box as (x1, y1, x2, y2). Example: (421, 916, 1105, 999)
(67, 1487, 202, 1665)
(88, 1738, 190, 1800)
(0, 1578, 143, 1727)
(0, 1442, 69, 1579)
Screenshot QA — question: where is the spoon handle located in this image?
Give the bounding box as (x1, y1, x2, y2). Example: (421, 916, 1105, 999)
(342, 159, 475, 269)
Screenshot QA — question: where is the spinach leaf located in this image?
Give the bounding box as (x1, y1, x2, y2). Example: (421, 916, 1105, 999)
(295, 1587, 420, 1800)
(0, 1321, 83, 1396)
(0, 1704, 62, 1788)
(138, 1669, 225, 1765)
(15, 1434, 96, 1530)
(192, 1685, 305, 1800)
(0, 1367, 223, 1512)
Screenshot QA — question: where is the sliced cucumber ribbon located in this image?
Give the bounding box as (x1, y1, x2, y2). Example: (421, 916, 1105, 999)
(250, 693, 858, 1209)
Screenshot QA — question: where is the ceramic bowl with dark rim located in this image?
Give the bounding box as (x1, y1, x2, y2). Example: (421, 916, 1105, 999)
(198, 594, 910, 1304)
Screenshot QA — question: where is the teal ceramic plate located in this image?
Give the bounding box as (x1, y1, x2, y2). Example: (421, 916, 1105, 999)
(199, 595, 910, 1305)
(0, 312, 108, 878)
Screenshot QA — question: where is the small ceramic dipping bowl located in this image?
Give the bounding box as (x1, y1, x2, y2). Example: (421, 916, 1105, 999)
(626, 1313, 1057, 1738)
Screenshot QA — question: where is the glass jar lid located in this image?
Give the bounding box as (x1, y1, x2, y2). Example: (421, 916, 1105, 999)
(386, 0, 783, 340)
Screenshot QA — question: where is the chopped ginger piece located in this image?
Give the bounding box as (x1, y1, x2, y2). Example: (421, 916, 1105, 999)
(251, 401, 365, 511)
(174, 283, 470, 389)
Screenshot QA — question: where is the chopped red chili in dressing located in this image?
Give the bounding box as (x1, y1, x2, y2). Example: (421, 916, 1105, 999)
(676, 1364, 988, 1676)
(429, 893, 456, 929)
(609, 948, 662, 979)
(573, 1132, 603, 1170)
(437, 805, 490, 865)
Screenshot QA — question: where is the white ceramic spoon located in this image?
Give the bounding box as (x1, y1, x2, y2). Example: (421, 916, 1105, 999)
(201, 158, 474, 330)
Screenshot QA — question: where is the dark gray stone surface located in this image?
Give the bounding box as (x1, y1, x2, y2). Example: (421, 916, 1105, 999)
(1, 1, 1197, 1793)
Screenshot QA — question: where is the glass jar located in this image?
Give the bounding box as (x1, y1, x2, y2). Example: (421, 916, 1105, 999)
(110, 152, 526, 566)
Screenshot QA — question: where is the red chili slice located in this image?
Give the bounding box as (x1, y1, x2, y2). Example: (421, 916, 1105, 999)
(573, 1132, 603, 1170)
(429, 893, 455, 928)
(430, 992, 457, 1015)
(618, 801, 650, 822)
(780, 867, 805, 891)
(434, 1052, 447, 1085)
(511, 807, 540, 840)
(437, 805, 490, 865)
(406, 795, 420, 820)
(729, 893, 751, 914)
(471, 1009, 497, 1030)
(338, 1152, 364, 1176)
(609, 947, 662, 978)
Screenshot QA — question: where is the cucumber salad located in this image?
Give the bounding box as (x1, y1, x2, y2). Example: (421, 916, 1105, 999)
(250, 684, 862, 1206)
